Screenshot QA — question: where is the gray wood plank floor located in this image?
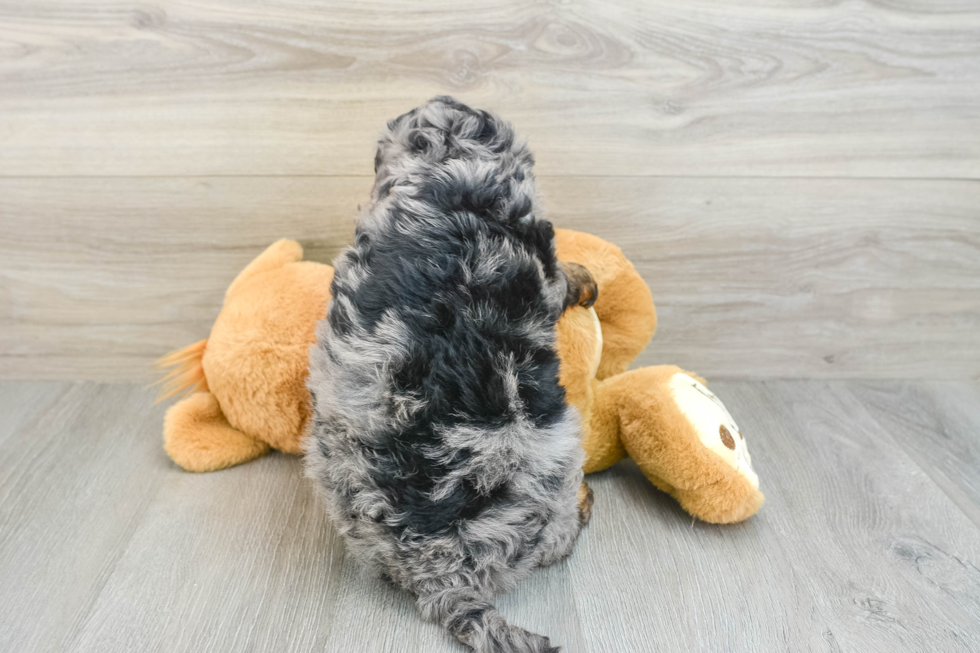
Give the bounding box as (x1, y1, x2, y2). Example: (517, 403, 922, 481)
(1, 380, 978, 652)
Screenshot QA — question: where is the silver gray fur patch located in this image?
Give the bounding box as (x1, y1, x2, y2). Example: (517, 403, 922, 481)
(306, 96, 585, 653)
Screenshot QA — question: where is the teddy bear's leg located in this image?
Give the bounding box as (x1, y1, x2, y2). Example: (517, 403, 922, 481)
(163, 391, 270, 472)
(593, 365, 764, 523)
(225, 239, 303, 298)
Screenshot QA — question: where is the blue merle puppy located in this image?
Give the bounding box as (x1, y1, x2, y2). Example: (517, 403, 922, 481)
(305, 96, 597, 653)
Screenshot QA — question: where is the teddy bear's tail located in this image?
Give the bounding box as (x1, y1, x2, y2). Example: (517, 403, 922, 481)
(153, 339, 209, 402)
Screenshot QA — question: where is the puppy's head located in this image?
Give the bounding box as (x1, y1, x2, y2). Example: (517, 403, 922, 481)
(371, 96, 532, 204)
(366, 97, 560, 285)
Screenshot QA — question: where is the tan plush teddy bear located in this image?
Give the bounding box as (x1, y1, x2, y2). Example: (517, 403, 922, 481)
(158, 230, 763, 523)
(553, 230, 762, 523)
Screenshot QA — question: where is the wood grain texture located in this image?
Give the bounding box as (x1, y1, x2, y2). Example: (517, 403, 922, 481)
(0, 1, 978, 177)
(0, 382, 169, 653)
(2, 176, 977, 381)
(849, 380, 980, 529)
(3, 2, 978, 649)
(573, 379, 980, 652)
(0, 176, 366, 380)
(1, 380, 979, 652)
(320, 541, 587, 653)
(63, 454, 347, 653)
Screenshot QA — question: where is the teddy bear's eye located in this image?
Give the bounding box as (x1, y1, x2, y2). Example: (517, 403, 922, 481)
(719, 425, 736, 450)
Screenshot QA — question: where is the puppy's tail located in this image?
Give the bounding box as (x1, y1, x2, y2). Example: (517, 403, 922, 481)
(420, 587, 559, 653)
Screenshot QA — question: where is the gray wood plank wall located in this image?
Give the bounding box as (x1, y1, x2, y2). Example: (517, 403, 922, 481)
(1, 1, 978, 381)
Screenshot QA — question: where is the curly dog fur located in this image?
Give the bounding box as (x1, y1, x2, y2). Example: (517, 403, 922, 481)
(306, 96, 592, 653)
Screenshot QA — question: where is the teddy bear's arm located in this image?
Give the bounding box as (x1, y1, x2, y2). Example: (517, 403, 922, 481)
(554, 229, 656, 379)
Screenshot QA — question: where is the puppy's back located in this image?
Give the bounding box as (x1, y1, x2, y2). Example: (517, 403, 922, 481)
(307, 97, 584, 653)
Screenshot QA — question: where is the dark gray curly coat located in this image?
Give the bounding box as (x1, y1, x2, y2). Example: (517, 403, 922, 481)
(306, 96, 593, 653)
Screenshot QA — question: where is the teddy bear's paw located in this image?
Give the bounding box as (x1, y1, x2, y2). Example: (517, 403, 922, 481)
(669, 373, 759, 490)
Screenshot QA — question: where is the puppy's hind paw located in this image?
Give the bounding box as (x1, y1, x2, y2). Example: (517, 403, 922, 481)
(561, 261, 598, 309)
(577, 481, 594, 526)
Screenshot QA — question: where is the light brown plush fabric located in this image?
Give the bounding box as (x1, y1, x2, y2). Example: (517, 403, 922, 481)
(554, 306, 626, 474)
(161, 240, 332, 470)
(554, 229, 656, 380)
(553, 230, 763, 523)
(158, 232, 762, 523)
(591, 366, 764, 524)
(164, 391, 270, 473)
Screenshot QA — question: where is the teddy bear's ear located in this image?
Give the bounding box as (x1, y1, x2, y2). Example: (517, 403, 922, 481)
(226, 239, 304, 299)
